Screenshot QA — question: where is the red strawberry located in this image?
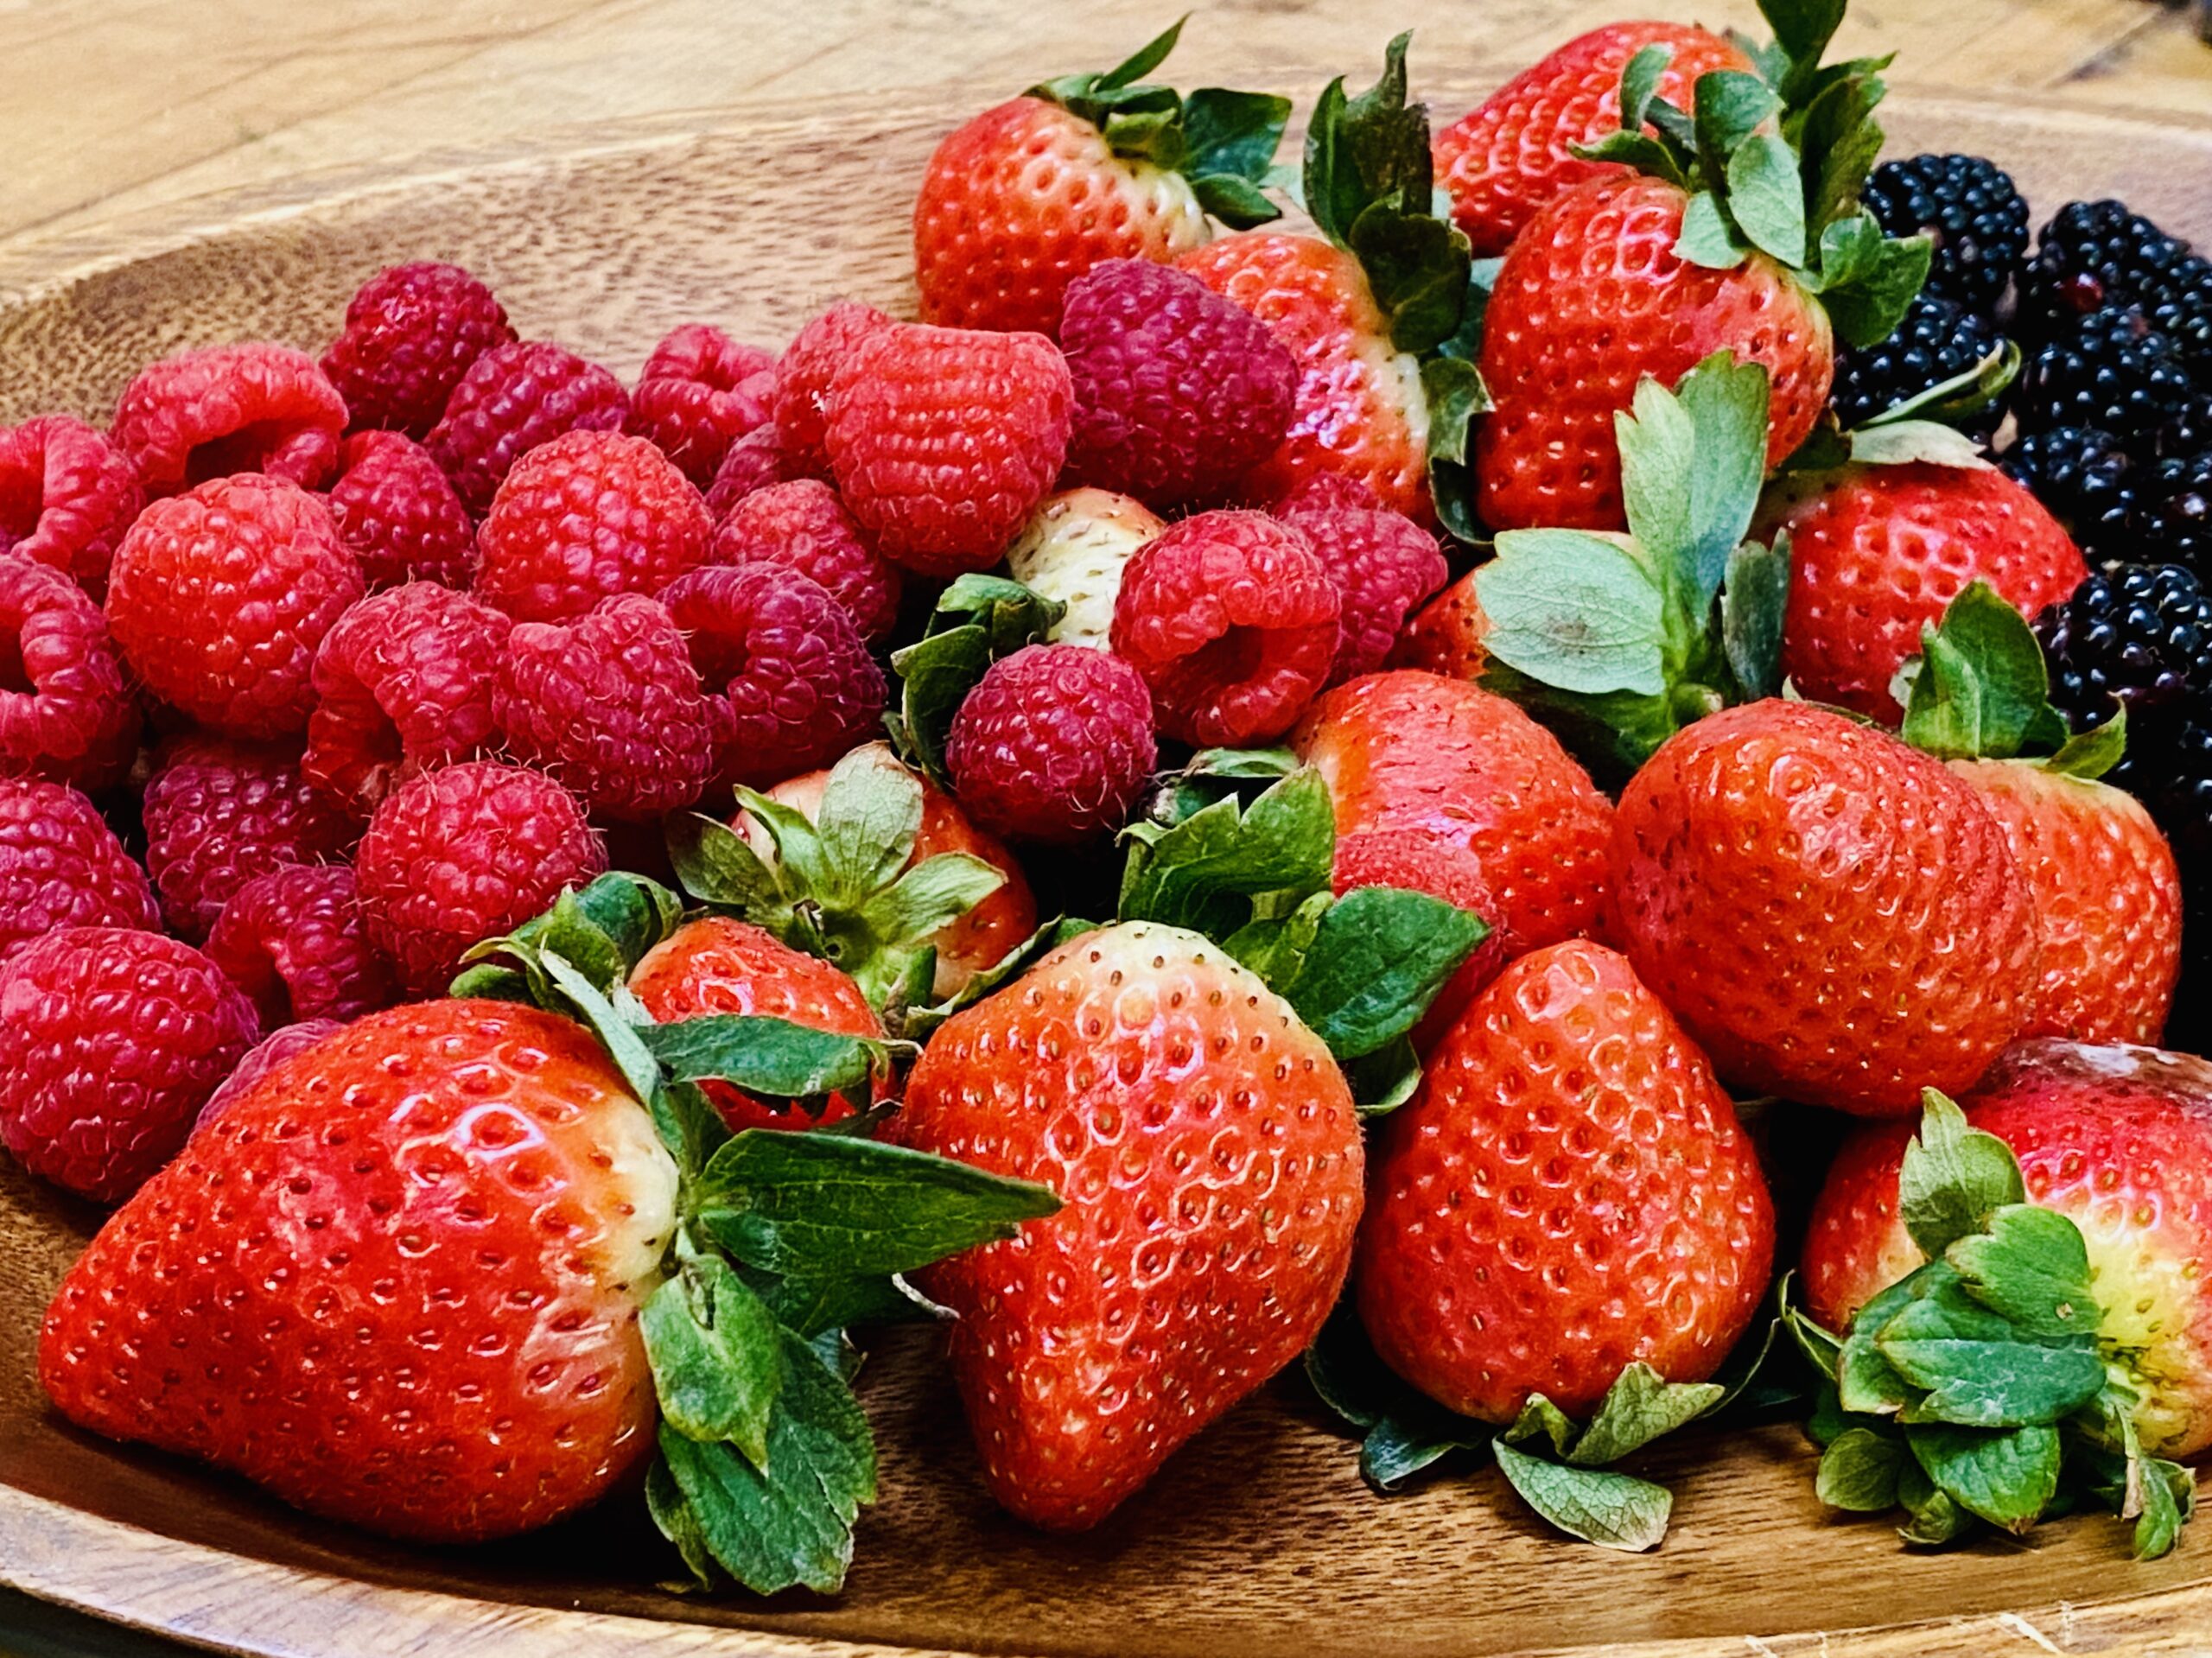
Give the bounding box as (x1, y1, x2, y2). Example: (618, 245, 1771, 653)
(1361, 939, 1773, 1420)
(40, 999, 680, 1541)
(912, 22, 1287, 336)
(897, 919, 1363, 1529)
(1611, 701, 2038, 1115)
(1387, 565, 1490, 680)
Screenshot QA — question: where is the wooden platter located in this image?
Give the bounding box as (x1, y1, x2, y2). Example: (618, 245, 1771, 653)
(4, 76, 2212, 1658)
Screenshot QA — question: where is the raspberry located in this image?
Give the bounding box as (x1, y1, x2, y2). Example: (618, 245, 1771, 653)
(1271, 473, 1384, 514)
(626, 324, 777, 484)
(320, 262, 516, 438)
(0, 778, 158, 963)
(424, 340, 629, 514)
(1059, 259, 1298, 508)
(206, 863, 391, 1027)
(474, 429, 712, 623)
(304, 582, 511, 817)
(106, 475, 365, 739)
(709, 479, 903, 644)
(1333, 827, 1507, 1042)
(324, 430, 475, 589)
(110, 342, 347, 497)
(0, 926, 257, 1201)
(704, 424, 798, 517)
(0, 416, 143, 597)
(826, 322, 1073, 577)
(1109, 509, 1342, 746)
(494, 594, 714, 821)
(774, 302, 894, 478)
(0, 556, 141, 789)
(355, 759, 607, 994)
(945, 643, 1155, 845)
(143, 734, 358, 941)
(1277, 498, 1449, 685)
(197, 1017, 345, 1134)
(658, 562, 886, 791)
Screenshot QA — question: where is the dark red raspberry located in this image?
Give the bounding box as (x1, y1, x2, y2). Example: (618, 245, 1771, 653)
(709, 479, 902, 644)
(626, 324, 777, 484)
(493, 594, 713, 822)
(826, 321, 1073, 577)
(324, 430, 475, 589)
(424, 340, 629, 514)
(1272, 473, 1382, 514)
(197, 1017, 345, 1134)
(0, 416, 143, 597)
(106, 475, 365, 739)
(0, 778, 158, 963)
(321, 261, 515, 439)
(355, 759, 607, 994)
(945, 643, 1155, 845)
(705, 424, 798, 517)
(1059, 259, 1298, 509)
(110, 342, 346, 497)
(1109, 508, 1342, 747)
(304, 582, 511, 818)
(774, 302, 894, 478)
(474, 429, 711, 623)
(0, 925, 257, 1201)
(143, 734, 358, 941)
(1279, 499, 1449, 685)
(206, 862, 392, 1028)
(658, 562, 886, 791)
(0, 556, 140, 789)
(1333, 827, 1505, 1044)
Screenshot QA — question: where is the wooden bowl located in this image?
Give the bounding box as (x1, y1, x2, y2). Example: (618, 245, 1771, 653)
(3, 79, 2212, 1658)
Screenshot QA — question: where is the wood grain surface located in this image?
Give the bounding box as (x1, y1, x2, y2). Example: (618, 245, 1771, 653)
(2, 73, 2211, 1657)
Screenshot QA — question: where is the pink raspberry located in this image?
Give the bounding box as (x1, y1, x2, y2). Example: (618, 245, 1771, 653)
(1279, 497, 1449, 685)
(658, 562, 885, 791)
(321, 261, 516, 439)
(206, 863, 392, 1028)
(1271, 473, 1382, 514)
(1059, 259, 1298, 509)
(705, 425, 798, 518)
(197, 1017, 346, 1134)
(774, 302, 894, 478)
(106, 475, 365, 739)
(709, 479, 902, 644)
(0, 416, 143, 597)
(0, 778, 158, 963)
(1109, 509, 1341, 747)
(0, 925, 258, 1201)
(1333, 828, 1505, 1044)
(474, 429, 712, 623)
(494, 594, 714, 822)
(945, 644, 1155, 845)
(110, 342, 347, 497)
(826, 322, 1073, 577)
(324, 430, 475, 589)
(424, 340, 629, 514)
(304, 582, 511, 818)
(355, 759, 607, 995)
(626, 324, 777, 484)
(0, 556, 141, 790)
(143, 734, 358, 941)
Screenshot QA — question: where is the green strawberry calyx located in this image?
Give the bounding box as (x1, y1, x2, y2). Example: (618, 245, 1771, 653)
(454, 870, 1063, 1597)
(1472, 351, 1791, 781)
(1787, 1091, 2196, 1559)
(1028, 16, 1290, 231)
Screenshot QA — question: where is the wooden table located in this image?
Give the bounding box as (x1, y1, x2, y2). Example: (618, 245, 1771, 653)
(2, 0, 2209, 257)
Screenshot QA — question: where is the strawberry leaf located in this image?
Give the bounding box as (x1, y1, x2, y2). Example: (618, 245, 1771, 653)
(1569, 1364, 1726, 1465)
(893, 914, 1098, 1044)
(1477, 530, 1669, 696)
(1947, 1204, 2102, 1344)
(1726, 132, 1808, 265)
(1181, 88, 1294, 228)
(2134, 1459, 2194, 1558)
(1817, 1424, 1908, 1510)
(1306, 1303, 1494, 1491)
(760, 1270, 949, 1339)
(1342, 1036, 1423, 1118)
(1279, 886, 1490, 1060)
(1897, 582, 2073, 762)
(1722, 533, 1791, 699)
(1821, 229, 1933, 349)
(1118, 766, 1336, 939)
(639, 1015, 893, 1102)
(1904, 1420, 2061, 1531)
(813, 746, 926, 900)
(652, 1081, 732, 1181)
(1674, 190, 1748, 268)
(1618, 41, 1676, 131)
(1847, 418, 1991, 469)
(2044, 708, 2128, 780)
(887, 575, 1064, 784)
(643, 1250, 784, 1469)
(1897, 1089, 2027, 1256)
(1492, 1442, 1674, 1552)
(1876, 1274, 2105, 1428)
(1894, 1453, 1976, 1545)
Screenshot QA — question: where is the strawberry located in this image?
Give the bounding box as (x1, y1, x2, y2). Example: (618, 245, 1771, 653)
(1434, 22, 1756, 257)
(1387, 564, 1490, 680)
(1475, 8, 1931, 530)
(1361, 939, 1773, 1422)
(912, 21, 1288, 336)
(1003, 486, 1163, 649)
(1611, 700, 2037, 1116)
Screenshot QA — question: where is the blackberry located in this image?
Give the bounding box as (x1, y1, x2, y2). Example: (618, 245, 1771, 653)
(2018, 199, 2194, 342)
(1830, 294, 2009, 436)
(2164, 393, 2212, 460)
(2132, 452, 2212, 575)
(2013, 308, 2194, 448)
(2148, 258, 2212, 380)
(1999, 426, 2138, 564)
(1861, 154, 2028, 317)
(2032, 562, 2212, 797)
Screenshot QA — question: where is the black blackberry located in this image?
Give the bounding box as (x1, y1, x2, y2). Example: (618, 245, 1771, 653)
(1830, 294, 2009, 435)
(2132, 452, 2212, 575)
(2163, 393, 2212, 460)
(2013, 307, 2195, 449)
(2032, 563, 2212, 797)
(1999, 426, 2138, 564)
(2155, 721, 2212, 870)
(1861, 154, 2029, 317)
(2148, 257, 2212, 380)
(2018, 200, 2195, 342)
